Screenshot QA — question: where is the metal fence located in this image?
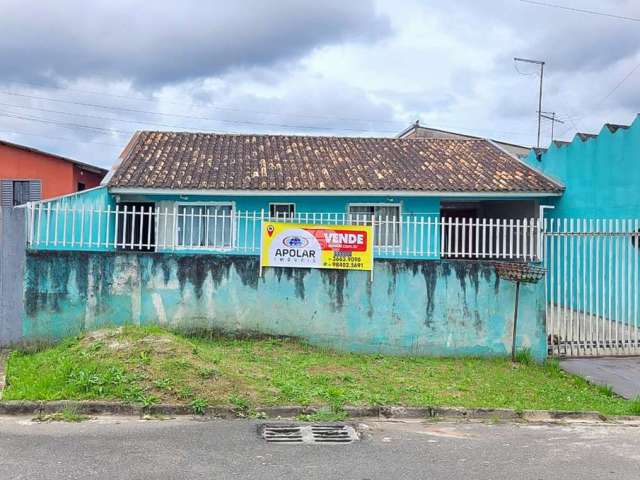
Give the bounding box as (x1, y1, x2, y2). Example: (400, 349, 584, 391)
(545, 218, 640, 357)
(24, 202, 542, 261)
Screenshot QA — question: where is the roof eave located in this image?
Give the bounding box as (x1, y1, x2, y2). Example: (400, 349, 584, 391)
(109, 187, 562, 198)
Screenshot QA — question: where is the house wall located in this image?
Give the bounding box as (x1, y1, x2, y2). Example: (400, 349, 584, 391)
(28, 186, 116, 252)
(524, 115, 640, 219)
(0, 144, 103, 199)
(21, 252, 547, 360)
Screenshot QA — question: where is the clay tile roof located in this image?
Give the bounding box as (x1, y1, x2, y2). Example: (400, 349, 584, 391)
(108, 131, 563, 194)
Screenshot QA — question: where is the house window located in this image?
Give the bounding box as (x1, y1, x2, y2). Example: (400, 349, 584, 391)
(177, 204, 234, 249)
(0, 179, 41, 206)
(348, 204, 401, 247)
(269, 203, 295, 220)
(77, 182, 86, 191)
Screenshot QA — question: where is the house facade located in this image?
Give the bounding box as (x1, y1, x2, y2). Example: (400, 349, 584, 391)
(14, 131, 564, 360)
(0, 139, 107, 206)
(28, 131, 562, 259)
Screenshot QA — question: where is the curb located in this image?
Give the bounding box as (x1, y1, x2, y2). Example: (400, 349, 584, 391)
(0, 401, 633, 425)
(0, 350, 8, 400)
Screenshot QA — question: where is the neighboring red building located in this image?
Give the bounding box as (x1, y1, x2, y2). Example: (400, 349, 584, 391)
(0, 139, 107, 206)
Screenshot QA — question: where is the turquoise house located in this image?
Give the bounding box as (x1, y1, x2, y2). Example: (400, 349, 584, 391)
(17, 131, 565, 360)
(28, 131, 563, 259)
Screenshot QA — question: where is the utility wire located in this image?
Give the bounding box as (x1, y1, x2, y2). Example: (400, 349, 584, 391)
(0, 90, 535, 139)
(6, 79, 409, 125)
(0, 128, 123, 148)
(519, 0, 640, 23)
(0, 90, 400, 134)
(0, 111, 133, 136)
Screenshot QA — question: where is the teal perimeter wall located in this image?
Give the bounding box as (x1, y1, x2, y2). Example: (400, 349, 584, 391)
(23, 252, 547, 360)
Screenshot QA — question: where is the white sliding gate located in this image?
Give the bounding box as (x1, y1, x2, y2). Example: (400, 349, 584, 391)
(544, 219, 640, 357)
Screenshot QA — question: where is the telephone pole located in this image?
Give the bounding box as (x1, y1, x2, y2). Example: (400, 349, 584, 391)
(514, 57, 545, 148)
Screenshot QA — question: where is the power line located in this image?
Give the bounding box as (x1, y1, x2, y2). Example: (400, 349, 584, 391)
(0, 90, 401, 134)
(0, 128, 123, 148)
(0, 101, 211, 131)
(0, 89, 535, 139)
(5, 79, 409, 126)
(558, 60, 640, 136)
(519, 0, 640, 23)
(0, 110, 133, 136)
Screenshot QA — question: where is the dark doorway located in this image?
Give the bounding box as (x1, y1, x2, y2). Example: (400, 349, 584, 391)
(116, 202, 156, 251)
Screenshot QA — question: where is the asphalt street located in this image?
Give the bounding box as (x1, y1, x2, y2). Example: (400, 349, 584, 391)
(1, 416, 639, 479)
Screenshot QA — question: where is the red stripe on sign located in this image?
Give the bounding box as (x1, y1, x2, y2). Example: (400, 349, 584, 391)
(308, 229, 368, 252)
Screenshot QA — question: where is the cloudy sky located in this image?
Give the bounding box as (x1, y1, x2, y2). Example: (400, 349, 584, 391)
(0, 0, 638, 168)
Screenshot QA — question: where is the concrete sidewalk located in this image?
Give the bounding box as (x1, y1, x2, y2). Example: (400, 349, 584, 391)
(561, 357, 640, 399)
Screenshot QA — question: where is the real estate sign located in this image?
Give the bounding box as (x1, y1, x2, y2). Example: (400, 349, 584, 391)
(260, 221, 373, 271)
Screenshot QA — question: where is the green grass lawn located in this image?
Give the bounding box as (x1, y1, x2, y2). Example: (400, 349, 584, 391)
(4, 326, 639, 417)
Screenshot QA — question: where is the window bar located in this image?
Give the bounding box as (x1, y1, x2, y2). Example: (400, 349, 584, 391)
(460, 217, 466, 258)
(384, 214, 390, 255)
(576, 219, 582, 351)
(113, 205, 120, 249)
(243, 210, 249, 252)
(88, 205, 94, 248)
(474, 218, 480, 258)
(146, 206, 152, 250)
(44, 203, 52, 247)
(422, 216, 428, 257)
(222, 209, 231, 248)
(128, 205, 136, 250)
(548, 219, 555, 355)
(105, 205, 111, 249)
(634, 218, 639, 350)
(53, 203, 60, 246)
(28, 204, 34, 246)
(561, 218, 568, 355)
(625, 219, 632, 354)
(585, 219, 595, 355)
(96, 207, 102, 249)
(515, 219, 520, 260)
(613, 219, 619, 353)
(59, 204, 68, 247)
(122, 205, 129, 250)
(79, 205, 86, 248)
(568, 218, 575, 355)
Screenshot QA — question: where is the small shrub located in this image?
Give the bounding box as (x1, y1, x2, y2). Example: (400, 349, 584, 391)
(596, 385, 614, 398)
(153, 378, 173, 390)
(190, 397, 208, 415)
(544, 358, 562, 375)
(228, 395, 251, 415)
(197, 367, 218, 379)
(629, 397, 640, 416)
(515, 349, 534, 366)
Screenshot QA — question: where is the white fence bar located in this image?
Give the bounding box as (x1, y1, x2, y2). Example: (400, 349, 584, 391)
(545, 218, 640, 357)
(25, 203, 544, 261)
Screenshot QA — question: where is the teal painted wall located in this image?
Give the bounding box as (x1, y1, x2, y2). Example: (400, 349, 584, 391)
(524, 117, 640, 322)
(23, 252, 547, 361)
(524, 115, 640, 219)
(29, 186, 116, 252)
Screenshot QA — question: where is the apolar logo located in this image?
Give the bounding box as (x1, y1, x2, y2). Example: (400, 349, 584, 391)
(267, 228, 322, 267)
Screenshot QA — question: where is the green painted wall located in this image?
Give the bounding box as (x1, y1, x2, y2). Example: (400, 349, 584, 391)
(23, 252, 547, 360)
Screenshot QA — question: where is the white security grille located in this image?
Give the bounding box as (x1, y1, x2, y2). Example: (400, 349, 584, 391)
(25, 201, 542, 261)
(544, 219, 640, 357)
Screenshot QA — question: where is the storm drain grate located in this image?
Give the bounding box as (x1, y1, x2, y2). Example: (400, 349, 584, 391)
(260, 423, 358, 444)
